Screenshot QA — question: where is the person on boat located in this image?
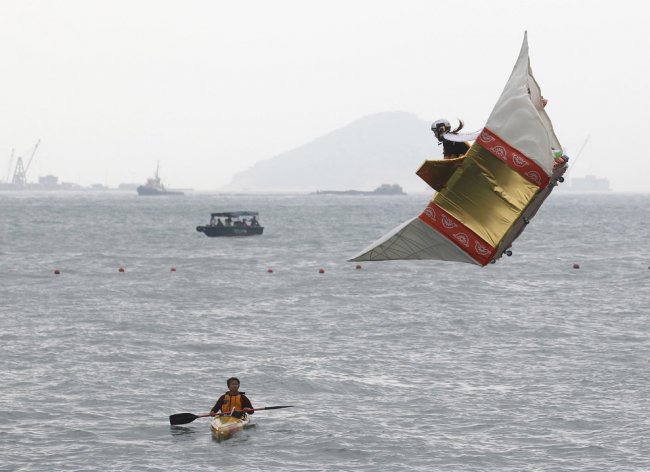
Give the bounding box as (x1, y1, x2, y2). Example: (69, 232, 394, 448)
(225, 217, 232, 227)
(216, 218, 224, 227)
(210, 377, 254, 418)
(250, 216, 259, 227)
(432, 119, 470, 159)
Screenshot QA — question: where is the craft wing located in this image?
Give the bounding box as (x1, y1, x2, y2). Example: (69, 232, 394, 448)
(350, 32, 567, 266)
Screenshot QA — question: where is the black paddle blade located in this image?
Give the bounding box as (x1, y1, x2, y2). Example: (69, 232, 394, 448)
(169, 413, 199, 425)
(262, 405, 293, 410)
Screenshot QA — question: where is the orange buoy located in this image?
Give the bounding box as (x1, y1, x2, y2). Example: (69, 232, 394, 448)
(572, 263, 580, 269)
(118, 267, 125, 273)
(267, 268, 273, 273)
(355, 264, 362, 270)
(54, 269, 60, 275)
(318, 268, 325, 274)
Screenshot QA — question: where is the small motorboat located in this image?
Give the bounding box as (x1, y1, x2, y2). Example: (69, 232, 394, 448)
(196, 211, 264, 237)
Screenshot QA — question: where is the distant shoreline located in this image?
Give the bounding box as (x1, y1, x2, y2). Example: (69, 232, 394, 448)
(312, 183, 406, 196)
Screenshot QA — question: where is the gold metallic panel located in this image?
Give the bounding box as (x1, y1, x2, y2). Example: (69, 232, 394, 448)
(432, 145, 540, 247)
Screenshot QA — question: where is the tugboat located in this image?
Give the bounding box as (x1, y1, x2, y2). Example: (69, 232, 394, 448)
(196, 211, 264, 237)
(137, 162, 184, 196)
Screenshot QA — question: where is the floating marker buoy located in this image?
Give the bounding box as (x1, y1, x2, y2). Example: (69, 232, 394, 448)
(572, 263, 580, 269)
(267, 268, 273, 273)
(170, 267, 176, 272)
(53, 269, 60, 275)
(118, 267, 125, 273)
(355, 264, 362, 270)
(318, 268, 325, 274)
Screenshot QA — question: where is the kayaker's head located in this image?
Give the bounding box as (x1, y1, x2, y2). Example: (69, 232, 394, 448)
(226, 377, 240, 393)
(432, 119, 451, 141)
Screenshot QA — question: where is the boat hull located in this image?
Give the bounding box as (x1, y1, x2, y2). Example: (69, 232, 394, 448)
(210, 414, 251, 440)
(196, 225, 264, 237)
(136, 186, 184, 196)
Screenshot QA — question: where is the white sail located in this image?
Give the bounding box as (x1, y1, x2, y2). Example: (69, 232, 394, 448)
(484, 31, 561, 175)
(351, 216, 478, 264)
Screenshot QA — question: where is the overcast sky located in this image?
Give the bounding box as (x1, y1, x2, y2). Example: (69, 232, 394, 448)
(1, 0, 648, 191)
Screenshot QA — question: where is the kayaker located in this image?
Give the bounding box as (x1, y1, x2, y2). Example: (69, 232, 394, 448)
(210, 377, 254, 419)
(431, 119, 471, 159)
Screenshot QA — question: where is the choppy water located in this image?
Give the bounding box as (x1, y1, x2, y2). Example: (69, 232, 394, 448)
(1, 191, 649, 471)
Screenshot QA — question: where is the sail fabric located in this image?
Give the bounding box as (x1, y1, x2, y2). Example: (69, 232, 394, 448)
(350, 33, 563, 266)
(351, 216, 478, 264)
(483, 31, 561, 176)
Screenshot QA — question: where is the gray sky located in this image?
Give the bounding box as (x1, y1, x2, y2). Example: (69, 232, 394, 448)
(1, 0, 648, 191)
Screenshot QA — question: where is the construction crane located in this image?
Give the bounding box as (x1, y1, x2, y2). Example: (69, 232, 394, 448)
(11, 139, 40, 186)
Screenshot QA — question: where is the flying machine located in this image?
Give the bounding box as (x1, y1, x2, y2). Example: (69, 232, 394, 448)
(351, 33, 568, 266)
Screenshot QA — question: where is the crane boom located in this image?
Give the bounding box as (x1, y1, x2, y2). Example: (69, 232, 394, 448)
(24, 139, 40, 173)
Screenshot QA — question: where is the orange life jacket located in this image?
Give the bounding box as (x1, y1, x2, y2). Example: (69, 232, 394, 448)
(220, 393, 244, 413)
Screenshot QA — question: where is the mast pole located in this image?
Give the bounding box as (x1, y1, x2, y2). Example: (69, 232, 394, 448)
(565, 134, 590, 182)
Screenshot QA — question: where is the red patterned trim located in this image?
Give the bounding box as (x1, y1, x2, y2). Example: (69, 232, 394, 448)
(476, 128, 549, 188)
(419, 202, 496, 266)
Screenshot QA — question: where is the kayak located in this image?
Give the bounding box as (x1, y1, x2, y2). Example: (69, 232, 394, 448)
(210, 414, 251, 440)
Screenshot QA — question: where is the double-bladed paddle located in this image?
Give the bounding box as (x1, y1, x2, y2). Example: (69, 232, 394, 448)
(169, 406, 294, 425)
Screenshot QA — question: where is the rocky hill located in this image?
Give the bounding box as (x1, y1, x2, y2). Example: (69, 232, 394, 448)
(223, 111, 438, 193)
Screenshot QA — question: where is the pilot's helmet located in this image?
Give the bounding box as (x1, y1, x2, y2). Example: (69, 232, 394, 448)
(431, 119, 451, 139)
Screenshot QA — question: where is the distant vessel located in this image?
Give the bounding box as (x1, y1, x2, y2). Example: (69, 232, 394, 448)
(196, 211, 264, 237)
(567, 175, 611, 192)
(314, 183, 406, 196)
(137, 163, 183, 196)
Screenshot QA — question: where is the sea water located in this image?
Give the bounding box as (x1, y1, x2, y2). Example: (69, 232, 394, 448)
(1, 191, 648, 471)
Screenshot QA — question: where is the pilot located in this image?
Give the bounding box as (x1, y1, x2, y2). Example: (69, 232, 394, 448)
(432, 119, 470, 159)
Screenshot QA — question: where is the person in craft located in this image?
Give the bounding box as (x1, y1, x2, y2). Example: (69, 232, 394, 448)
(431, 119, 471, 159)
(210, 377, 254, 418)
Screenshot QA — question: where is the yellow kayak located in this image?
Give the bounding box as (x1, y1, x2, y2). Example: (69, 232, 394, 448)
(210, 414, 251, 440)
